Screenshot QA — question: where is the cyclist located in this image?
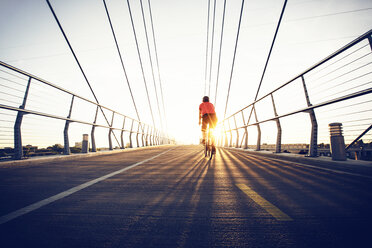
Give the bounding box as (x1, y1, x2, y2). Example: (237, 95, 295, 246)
(199, 96, 218, 149)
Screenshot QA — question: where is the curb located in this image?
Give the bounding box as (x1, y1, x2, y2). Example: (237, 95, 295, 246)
(0, 145, 174, 167)
(223, 147, 372, 168)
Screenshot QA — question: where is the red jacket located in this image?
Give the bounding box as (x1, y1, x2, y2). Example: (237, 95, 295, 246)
(199, 102, 215, 115)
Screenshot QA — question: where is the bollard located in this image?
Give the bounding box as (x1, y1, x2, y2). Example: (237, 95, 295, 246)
(82, 134, 89, 153)
(329, 123, 346, 161)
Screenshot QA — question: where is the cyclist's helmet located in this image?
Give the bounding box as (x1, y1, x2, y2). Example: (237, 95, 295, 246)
(203, 96, 209, 102)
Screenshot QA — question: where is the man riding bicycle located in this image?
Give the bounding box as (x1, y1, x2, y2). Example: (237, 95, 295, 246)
(199, 96, 217, 151)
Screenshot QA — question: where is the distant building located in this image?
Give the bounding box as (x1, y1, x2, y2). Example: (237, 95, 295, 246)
(24, 145, 38, 153)
(75, 142, 82, 148)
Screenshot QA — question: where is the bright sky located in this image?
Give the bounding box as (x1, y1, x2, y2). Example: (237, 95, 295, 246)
(0, 0, 371, 146)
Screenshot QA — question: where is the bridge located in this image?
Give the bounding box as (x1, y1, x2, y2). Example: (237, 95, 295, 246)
(1, 0, 372, 247)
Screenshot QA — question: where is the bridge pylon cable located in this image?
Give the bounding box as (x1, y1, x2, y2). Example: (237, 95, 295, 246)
(208, 0, 217, 97)
(254, 0, 288, 101)
(139, 0, 163, 131)
(147, 0, 168, 131)
(102, 0, 141, 123)
(214, 0, 227, 107)
(223, 0, 245, 119)
(45, 0, 121, 147)
(126, 0, 156, 128)
(208, 0, 216, 96)
(204, 0, 211, 96)
(246, 0, 288, 125)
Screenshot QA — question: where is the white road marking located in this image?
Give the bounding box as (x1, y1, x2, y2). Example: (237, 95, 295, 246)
(0, 147, 175, 225)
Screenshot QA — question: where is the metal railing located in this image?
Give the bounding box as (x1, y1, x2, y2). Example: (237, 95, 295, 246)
(0, 61, 173, 160)
(220, 29, 372, 158)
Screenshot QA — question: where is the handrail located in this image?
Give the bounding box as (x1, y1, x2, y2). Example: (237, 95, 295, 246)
(0, 60, 138, 122)
(224, 29, 372, 120)
(0, 103, 145, 134)
(0, 62, 173, 159)
(220, 29, 372, 158)
(228, 87, 372, 131)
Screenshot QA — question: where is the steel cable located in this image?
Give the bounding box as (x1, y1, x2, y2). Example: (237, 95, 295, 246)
(139, 0, 163, 130)
(0, 69, 28, 81)
(102, 0, 142, 123)
(126, 0, 156, 128)
(214, 0, 226, 107)
(223, 0, 245, 119)
(254, 0, 288, 101)
(310, 66, 372, 97)
(0, 99, 21, 106)
(308, 52, 372, 87)
(306, 43, 369, 80)
(208, 0, 217, 96)
(324, 81, 372, 100)
(147, 0, 168, 130)
(204, 0, 211, 95)
(45, 0, 121, 147)
(246, 0, 292, 125)
(316, 99, 372, 114)
(0, 76, 27, 88)
(0, 83, 25, 94)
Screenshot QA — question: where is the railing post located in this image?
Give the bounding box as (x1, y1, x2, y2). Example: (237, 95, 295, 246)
(136, 122, 140, 147)
(108, 112, 115, 150)
(271, 94, 282, 153)
(149, 127, 153, 146)
(145, 125, 149, 146)
(141, 123, 145, 147)
(129, 119, 134, 148)
(14, 77, 32, 160)
(120, 116, 126, 149)
(64, 95, 75, 155)
(224, 123, 228, 147)
(155, 129, 159, 145)
(253, 105, 261, 151)
(241, 111, 248, 149)
(91, 106, 99, 152)
(234, 116, 239, 148)
(368, 35, 372, 51)
(228, 119, 233, 147)
(302, 76, 318, 157)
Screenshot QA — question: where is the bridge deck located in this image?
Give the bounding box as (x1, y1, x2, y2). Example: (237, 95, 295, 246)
(1, 145, 372, 247)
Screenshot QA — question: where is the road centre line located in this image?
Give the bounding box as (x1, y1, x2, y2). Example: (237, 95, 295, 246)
(0, 147, 175, 225)
(236, 183, 293, 221)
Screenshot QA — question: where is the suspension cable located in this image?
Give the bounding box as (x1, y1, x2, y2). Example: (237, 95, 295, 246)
(208, 0, 217, 96)
(126, 0, 156, 127)
(244, 0, 288, 126)
(204, 0, 211, 95)
(223, 0, 245, 119)
(214, 0, 227, 107)
(254, 0, 288, 101)
(102, 0, 141, 122)
(147, 0, 168, 130)
(139, 0, 163, 130)
(45, 0, 121, 147)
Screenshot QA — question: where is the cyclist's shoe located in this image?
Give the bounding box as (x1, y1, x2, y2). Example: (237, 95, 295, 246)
(212, 146, 216, 154)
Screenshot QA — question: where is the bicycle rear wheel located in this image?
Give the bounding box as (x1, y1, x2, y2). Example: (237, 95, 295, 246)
(204, 142, 209, 157)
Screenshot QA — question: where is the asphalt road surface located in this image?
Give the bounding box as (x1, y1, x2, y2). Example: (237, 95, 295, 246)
(1, 145, 372, 247)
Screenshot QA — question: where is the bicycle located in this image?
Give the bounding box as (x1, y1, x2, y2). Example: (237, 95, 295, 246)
(204, 126, 216, 160)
